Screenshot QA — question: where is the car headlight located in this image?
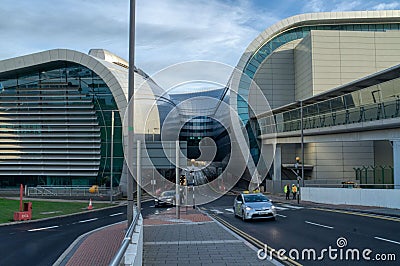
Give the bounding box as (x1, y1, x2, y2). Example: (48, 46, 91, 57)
(245, 206, 252, 211)
(271, 206, 276, 210)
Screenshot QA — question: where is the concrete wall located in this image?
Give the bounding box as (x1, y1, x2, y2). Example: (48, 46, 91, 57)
(374, 140, 393, 167)
(254, 40, 300, 109)
(302, 141, 374, 180)
(281, 144, 297, 164)
(301, 187, 400, 209)
(124, 214, 143, 266)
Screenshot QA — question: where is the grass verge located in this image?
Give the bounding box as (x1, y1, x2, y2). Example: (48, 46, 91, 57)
(0, 198, 113, 224)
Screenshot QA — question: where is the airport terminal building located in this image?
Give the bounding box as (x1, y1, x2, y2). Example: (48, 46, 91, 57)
(2, 10, 400, 190)
(0, 49, 163, 187)
(234, 10, 400, 189)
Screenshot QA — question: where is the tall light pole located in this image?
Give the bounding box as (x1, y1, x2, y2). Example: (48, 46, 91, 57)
(191, 158, 195, 209)
(110, 110, 114, 203)
(127, 0, 136, 225)
(301, 100, 304, 187)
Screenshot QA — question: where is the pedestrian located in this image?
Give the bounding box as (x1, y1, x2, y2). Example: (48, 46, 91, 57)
(284, 184, 290, 200)
(292, 184, 298, 200)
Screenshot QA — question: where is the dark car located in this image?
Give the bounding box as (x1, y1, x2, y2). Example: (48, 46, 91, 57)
(154, 190, 176, 207)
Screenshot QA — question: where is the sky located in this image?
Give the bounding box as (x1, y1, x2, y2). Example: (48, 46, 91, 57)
(0, 0, 399, 75)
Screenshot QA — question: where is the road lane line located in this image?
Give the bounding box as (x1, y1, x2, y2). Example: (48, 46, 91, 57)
(224, 208, 234, 213)
(274, 206, 289, 210)
(28, 225, 59, 232)
(78, 218, 98, 223)
(311, 207, 400, 222)
(210, 209, 224, 214)
(374, 236, 400, 245)
(109, 212, 124, 217)
(276, 214, 287, 218)
(305, 221, 333, 229)
(282, 204, 304, 209)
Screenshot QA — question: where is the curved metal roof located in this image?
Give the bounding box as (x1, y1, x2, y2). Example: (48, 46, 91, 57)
(236, 10, 400, 72)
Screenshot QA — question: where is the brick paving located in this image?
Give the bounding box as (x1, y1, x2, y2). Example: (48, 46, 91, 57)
(64, 222, 126, 266)
(144, 207, 212, 225)
(143, 208, 272, 266)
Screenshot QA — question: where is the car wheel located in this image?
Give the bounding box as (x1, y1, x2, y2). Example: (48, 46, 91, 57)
(233, 207, 238, 217)
(242, 211, 247, 222)
(271, 216, 276, 221)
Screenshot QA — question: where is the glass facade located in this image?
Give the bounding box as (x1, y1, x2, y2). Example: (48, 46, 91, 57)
(259, 76, 400, 135)
(0, 62, 122, 187)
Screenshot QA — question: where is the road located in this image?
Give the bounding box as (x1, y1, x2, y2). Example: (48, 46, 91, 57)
(0, 205, 127, 266)
(201, 195, 400, 265)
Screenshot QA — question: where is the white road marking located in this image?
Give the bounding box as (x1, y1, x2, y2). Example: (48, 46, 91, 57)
(78, 218, 98, 223)
(305, 221, 334, 229)
(274, 206, 289, 211)
(282, 204, 304, 209)
(28, 225, 59, 232)
(109, 212, 124, 217)
(374, 236, 400, 245)
(211, 209, 224, 214)
(276, 214, 287, 218)
(225, 208, 234, 213)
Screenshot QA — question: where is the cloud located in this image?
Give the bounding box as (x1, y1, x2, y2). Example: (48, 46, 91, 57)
(136, 0, 279, 74)
(0, 0, 129, 61)
(1, 0, 398, 77)
(302, 0, 399, 13)
(303, 0, 326, 12)
(371, 2, 400, 10)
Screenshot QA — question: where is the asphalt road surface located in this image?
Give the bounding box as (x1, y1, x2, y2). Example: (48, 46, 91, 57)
(0, 205, 127, 266)
(202, 195, 400, 266)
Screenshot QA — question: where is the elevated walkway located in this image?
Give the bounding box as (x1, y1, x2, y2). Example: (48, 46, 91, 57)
(258, 64, 400, 143)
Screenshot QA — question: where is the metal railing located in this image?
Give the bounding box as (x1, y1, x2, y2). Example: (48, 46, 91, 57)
(27, 185, 121, 197)
(109, 206, 140, 266)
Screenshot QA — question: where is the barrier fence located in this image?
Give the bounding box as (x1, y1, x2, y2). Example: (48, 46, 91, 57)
(27, 185, 121, 197)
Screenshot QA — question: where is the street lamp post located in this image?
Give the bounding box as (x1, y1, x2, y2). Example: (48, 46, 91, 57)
(295, 157, 300, 204)
(190, 159, 195, 209)
(300, 100, 305, 187)
(110, 110, 114, 203)
(127, 0, 136, 225)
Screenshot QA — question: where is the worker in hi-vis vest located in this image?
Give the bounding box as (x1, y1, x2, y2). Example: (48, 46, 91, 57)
(291, 184, 298, 200)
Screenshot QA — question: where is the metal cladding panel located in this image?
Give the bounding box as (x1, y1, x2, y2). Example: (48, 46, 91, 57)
(0, 83, 101, 177)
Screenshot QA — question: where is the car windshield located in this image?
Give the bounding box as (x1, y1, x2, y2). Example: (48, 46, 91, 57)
(243, 194, 269, 203)
(161, 191, 175, 197)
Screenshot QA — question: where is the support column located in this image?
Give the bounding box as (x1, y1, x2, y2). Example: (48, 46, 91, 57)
(273, 144, 282, 181)
(393, 141, 400, 189)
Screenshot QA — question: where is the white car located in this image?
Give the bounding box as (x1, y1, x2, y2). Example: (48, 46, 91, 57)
(234, 193, 276, 221)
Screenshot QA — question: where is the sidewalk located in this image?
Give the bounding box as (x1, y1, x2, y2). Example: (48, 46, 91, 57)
(56, 222, 127, 266)
(142, 208, 271, 265)
(57, 192, 400, 265)
(58, 207, 271, 266)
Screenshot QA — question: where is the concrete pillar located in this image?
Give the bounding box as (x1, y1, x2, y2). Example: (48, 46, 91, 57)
(393, 141, 400, 189)
(273, 144, 282, 181)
